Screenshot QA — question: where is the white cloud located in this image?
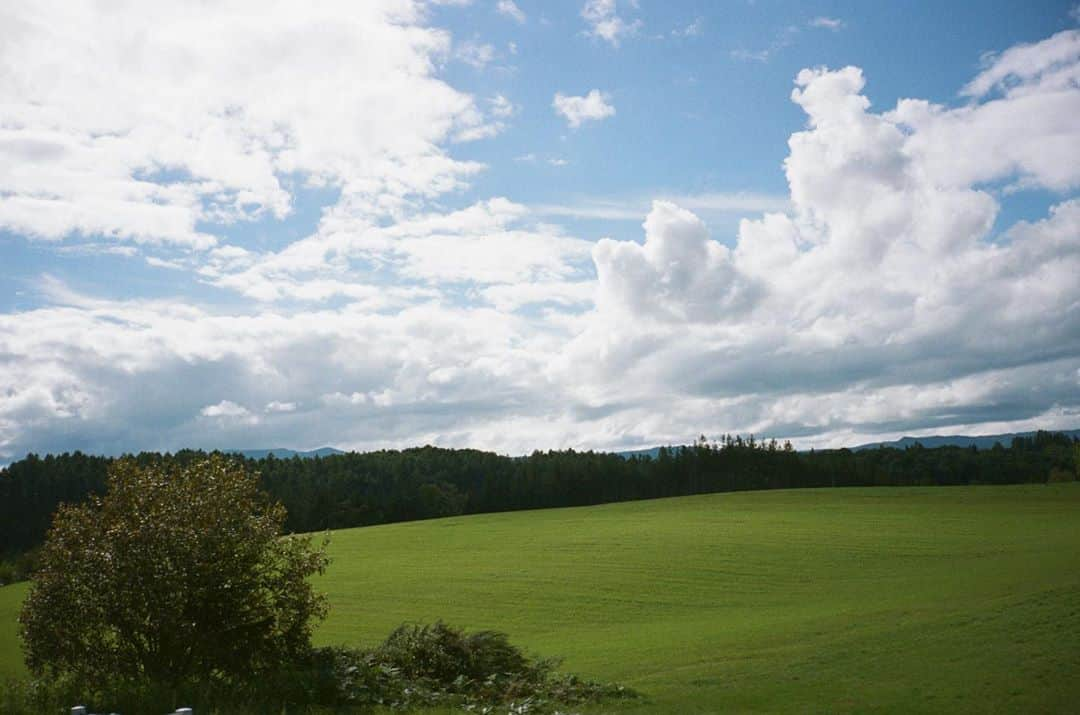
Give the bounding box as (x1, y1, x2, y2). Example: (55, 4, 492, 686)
(454, 124, 502, 142)
(672, 18, 704, 38)
(450, 96, 517, 143)
(201, 401, 250, 418)
(0, 1, 492, 248)
(809, 17, 844, 31)
(553, 40, 1080, 445)
(962, 29, 1080, 98)
(581, 0, 642, 47)
(482, 281, 595, 312)
(489, 94, 518, 118)
(201, 400, 258, 424)
(0, 287, 579, 457)
(197, 197, 594, 302)
(533, 192, 789, 220)
(145, 256, 185, 270)
(893, 39, 1080, 192)
(592, 201, 760, 323)
(552, 90, 616, 128)
(455, 39, 496, 69)
(496, 0, 526, 24)
(1, 23, 1079, 459)
(731, 25, 799, 63)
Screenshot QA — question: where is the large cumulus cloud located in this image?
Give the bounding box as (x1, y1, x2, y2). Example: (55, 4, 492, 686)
(559, 35, 1080, 446)
(593, 201, 760, 323)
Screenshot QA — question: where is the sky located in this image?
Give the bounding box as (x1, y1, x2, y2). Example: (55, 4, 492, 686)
(1, 0, 1079, 460)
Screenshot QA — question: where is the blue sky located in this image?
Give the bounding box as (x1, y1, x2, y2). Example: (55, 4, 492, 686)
(440, 1, 1073, 234)
(1, 0, 1078, 459)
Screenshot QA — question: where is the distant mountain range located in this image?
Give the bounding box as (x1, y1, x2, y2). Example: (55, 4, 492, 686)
(229, 430, 1079, 461)
(850, 430, 1080, 451)
(618, 429, 1080, 458)
(226, 447, 345, 459)
(616, 447, 667, 459)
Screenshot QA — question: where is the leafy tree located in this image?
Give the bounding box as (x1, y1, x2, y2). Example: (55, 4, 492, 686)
(19, 455, 329, 691)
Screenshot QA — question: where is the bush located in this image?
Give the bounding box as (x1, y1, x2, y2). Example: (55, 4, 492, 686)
(1048, 467, 1076, 483)
(376, 622, 533, 684)
(0, 548, 40, 586)
(2, 621, 635, 713)
(299, 621, 637, 713)
(19, 456, 329, 696)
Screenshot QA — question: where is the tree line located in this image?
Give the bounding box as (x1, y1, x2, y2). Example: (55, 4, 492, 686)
(2, 431, 1078, 559)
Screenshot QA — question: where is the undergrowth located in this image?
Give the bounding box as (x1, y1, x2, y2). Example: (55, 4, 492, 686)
(0, 621, 636, 714)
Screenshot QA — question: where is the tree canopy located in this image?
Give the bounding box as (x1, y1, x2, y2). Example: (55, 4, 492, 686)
(2, 431, 1078, 560)
(19, 455, 329, 690)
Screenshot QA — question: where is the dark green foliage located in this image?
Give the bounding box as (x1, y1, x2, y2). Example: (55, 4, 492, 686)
(1, 623, 634, 714)
(375, 622, 533, 685)
(3, 431, 1079, 560)
(0, 548, 38, 588)
(18, 456, 329, 693)
(296, 622, 635, 712)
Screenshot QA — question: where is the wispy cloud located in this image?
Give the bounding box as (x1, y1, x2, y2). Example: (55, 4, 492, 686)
(672, 17, 704, 38)
(809, 16, 844, 31)
(496, 0, 526, 24)
(960, 28, 1080, 98)
(582, 0, 642, 47)
(456, 39, 496, 69)
(731, 25, 799, 63)
(533, 192, 790, 220)
(489, 94, 518, 118)
(515, 154, 571, 167)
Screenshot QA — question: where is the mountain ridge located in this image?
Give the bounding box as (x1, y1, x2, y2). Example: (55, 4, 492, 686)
(226, 447, 345, 459)
(850, 429, 1080, 451)
(228, 429, 1080, 461)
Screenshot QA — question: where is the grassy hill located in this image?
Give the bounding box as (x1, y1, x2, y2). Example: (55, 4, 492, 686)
(2, 484, 1079, 712)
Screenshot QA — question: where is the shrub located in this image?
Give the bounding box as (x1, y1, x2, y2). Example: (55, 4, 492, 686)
(375, 622, 533, 684)
(308, 621, 637, 712)
(19, 456, 329, 696)
(3, 621, 635, 714)
(1048, 467, 1076, 483)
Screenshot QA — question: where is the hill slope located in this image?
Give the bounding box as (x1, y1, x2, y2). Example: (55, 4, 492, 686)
(3, 485, 1079, 712)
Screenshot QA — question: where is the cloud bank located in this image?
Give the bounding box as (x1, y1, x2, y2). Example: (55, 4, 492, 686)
(0, 10, 1078, 460)
(0, 1, 496, 247)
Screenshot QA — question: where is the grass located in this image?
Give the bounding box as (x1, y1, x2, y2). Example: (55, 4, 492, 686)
(2, 484, 1079, 712)
(0, 582, 26, 680)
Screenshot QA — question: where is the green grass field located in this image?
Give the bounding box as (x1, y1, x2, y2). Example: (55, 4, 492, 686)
(2, 485, 1079, 712)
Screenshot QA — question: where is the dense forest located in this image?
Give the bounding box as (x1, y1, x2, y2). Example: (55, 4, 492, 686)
(2, 431, 1078, 559)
